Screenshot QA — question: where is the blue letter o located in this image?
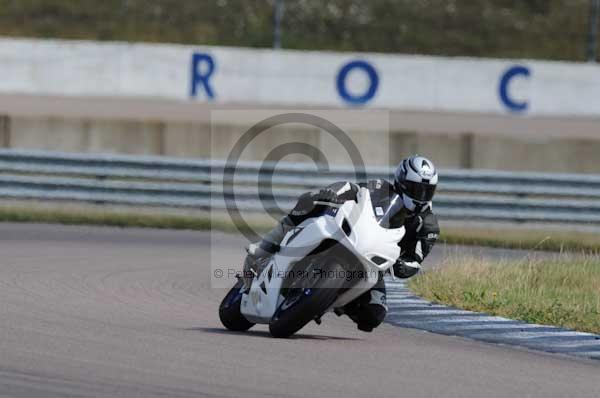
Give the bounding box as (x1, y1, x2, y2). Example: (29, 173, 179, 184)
(337, 60, 379, 105)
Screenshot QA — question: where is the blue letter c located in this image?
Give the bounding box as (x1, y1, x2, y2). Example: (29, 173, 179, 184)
(499, 65, 530, 113)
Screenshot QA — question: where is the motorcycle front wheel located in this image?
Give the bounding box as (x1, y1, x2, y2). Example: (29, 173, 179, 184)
(269, 260, 345, 338)
(219, 279, 255, 332)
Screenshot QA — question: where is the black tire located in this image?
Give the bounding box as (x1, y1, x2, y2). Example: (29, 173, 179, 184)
(269, 261, 345, 338)
(219, 279, 255, 332)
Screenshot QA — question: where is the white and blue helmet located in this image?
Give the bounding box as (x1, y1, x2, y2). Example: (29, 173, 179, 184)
(394, 155, 438, 212)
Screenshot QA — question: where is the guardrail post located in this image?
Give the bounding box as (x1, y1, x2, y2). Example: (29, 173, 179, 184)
(273, 0, 285, 49)
(587, 0, 600, 62)
(0, 116, 9, 148)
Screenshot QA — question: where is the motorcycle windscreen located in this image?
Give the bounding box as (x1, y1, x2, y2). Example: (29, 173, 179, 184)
(377, 194, 407, 229)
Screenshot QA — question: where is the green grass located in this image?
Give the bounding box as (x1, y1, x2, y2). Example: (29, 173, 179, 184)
(0, 206, 268, 234)
(409, 256, 600, 334)
(0, 206, 202, 229)
(1, 206, 600, 254)
(0, 0, 595, 62)
(440, 226, 600, 254)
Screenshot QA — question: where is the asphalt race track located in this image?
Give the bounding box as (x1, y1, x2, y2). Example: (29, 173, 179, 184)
(0, 223, 598, 398)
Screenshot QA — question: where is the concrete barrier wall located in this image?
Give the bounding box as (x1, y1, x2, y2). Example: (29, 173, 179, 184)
(0, 38, 600, 172)
(3, 114, 600, 173)
(1, 37, 600, 117)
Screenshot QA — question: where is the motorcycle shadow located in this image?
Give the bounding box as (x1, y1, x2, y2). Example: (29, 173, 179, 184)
(190, 327, 362, 341)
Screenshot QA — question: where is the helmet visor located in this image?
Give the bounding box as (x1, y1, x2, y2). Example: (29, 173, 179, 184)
(402, 181, 437, 202)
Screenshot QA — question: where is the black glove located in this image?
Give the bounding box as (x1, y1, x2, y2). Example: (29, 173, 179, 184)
(288, 189, 343, 224)
(393, 259, 421, 279)
(312, 188, 344, 205)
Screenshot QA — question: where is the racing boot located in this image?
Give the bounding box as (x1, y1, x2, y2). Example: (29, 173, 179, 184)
(242, 216, 295, 289)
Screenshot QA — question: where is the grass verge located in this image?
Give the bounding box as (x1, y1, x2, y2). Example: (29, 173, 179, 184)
(440, 226, 600, 254)
(0, 206, 269, 234)
(0, 205, 599, 253)
(409, 256, 600, 334)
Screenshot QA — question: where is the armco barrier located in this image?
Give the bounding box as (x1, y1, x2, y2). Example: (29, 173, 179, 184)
(0, 149, 599, 225)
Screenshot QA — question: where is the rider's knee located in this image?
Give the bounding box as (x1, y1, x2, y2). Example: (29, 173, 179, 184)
(367, 298, 387, 323)
(356, 304, 387, 332)
(350, 294, 387, 332)
(346, 286, 388, 332)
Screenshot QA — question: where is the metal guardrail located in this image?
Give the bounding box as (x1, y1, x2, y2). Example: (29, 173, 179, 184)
(0, 148, 599, 225)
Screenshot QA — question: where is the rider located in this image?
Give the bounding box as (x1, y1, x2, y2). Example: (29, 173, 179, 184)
(244, 155, 440, 332)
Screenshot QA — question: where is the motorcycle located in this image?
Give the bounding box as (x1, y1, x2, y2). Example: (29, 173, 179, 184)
(219, 187, 405, 337)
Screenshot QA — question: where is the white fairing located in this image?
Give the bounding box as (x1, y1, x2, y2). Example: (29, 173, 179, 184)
(240, 188, 404, 324)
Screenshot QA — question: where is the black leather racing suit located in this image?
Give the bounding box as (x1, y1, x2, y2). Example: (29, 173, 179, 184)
(247, 179, 440, 332)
